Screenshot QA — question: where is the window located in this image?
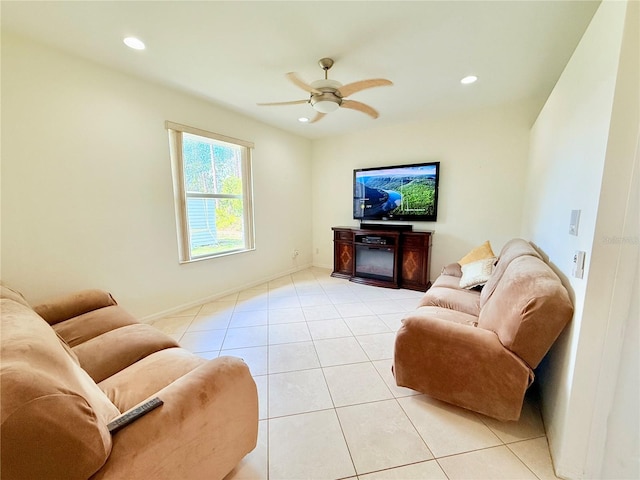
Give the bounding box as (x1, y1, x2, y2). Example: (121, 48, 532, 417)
(166, 122, 255, 262)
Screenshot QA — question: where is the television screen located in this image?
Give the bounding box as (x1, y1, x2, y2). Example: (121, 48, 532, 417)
(353, 162, 440, 222)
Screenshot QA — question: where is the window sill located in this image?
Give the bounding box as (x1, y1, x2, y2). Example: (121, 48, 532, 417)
(179, 246, 255, 264)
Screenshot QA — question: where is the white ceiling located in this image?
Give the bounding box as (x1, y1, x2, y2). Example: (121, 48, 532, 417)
(2, 1, 600, 139)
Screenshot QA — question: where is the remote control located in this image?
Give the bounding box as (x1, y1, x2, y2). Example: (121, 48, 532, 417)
(107, 397, 164, 434)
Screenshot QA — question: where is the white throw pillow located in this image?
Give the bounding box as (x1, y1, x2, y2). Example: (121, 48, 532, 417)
(459, 257, 496, 289)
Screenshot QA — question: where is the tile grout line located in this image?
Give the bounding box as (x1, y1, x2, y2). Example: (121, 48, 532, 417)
(504, 441, 545, 480)
(392, 395, 438, 465)
(164, 269, 554, 479)
(355, 459, 447, 479)
(317, 270, 425, 478)
(310, 270, 364, 478)
(312, 269, 358, 475)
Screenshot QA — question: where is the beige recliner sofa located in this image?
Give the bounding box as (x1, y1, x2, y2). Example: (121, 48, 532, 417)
(1, 285, 258, 479)
(393, 238, 573, 421)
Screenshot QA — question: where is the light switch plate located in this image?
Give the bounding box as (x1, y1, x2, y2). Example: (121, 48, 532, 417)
(569, 210, 581, 236)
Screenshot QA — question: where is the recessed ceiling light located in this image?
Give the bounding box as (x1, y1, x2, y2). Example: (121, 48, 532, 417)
(123, 37, 146, 50)
(298, 117, 310, 123)
(461, 75, 478, 85)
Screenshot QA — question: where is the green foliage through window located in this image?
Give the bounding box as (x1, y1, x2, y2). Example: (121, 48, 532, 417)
(181, 133, 248, 259)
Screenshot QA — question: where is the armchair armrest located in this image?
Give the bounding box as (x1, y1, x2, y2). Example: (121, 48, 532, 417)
(394, 307, 533, 421)
(90, 356, 259, 480)
(34, 289, 117, 325)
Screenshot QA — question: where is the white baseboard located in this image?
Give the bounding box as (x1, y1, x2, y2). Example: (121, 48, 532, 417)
(312, 261, 334, 270)
(141, 263, 314, 323)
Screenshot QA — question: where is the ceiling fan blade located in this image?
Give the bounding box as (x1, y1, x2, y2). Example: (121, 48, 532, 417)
(337, 79, 393, 98)
(286, 72, 322, 94)
(340, 100, 380, 119)
(257, 99, 309, 106)
(309, 112, 327, 124)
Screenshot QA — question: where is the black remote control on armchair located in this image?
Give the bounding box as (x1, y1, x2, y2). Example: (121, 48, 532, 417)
(107, 397, 164, 434)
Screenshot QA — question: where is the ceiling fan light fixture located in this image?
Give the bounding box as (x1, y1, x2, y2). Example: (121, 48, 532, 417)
(310, 90, 342, 113)
(311, 99, 340, 113)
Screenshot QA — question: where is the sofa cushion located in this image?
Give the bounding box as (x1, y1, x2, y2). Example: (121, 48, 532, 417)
(34, 289, 118, 325)
(431, 274, 464, 290)
(477, 255, 573, 368)
(440, 262, 462, 277)
(458, 240, 495, 265)
(0, 285, 83, 364)
(53, 305, 139, 347)
(0, 283, 31, 308)
(408, 306, 479, 327)
(418, 286, 480, 317)
(459, 257, 496, 289)
(73, 324, 180, 383)
(55, 329, 82, 365)
(1, 299, 120, 479)
(99, 348, 207, 412)
(479, 238, 542, 308)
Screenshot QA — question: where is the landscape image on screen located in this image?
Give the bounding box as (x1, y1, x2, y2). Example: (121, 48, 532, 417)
(354, 163, 438, 220)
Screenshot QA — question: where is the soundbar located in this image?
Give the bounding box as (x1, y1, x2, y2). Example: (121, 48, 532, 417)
(359, 223, 412, 232)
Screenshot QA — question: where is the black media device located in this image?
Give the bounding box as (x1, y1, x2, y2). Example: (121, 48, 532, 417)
(361, 236, 387, 245)
(353, 162, 440, 222)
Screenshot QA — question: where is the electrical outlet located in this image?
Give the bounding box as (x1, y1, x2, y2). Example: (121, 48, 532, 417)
(292, 249, 299, 259)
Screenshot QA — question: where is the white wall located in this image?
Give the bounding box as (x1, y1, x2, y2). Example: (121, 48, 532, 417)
(588, 2, 639, 476)
(523, 1, 638, 477)
(601, 253, 639, 479)
(310, 101, 534, 278)
(1, 33, 312, 318)
(311, 102, 530, 280)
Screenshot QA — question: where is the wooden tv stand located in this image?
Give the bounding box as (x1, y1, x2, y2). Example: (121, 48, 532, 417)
(331, 226, 433, 291)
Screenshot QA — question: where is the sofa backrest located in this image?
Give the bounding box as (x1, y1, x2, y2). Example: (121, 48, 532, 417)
(1, 296, 120, 479)
(0, 283, 31, 308)
(34, 289, 118, 326)
(479, 238, 542, 308)
(477, 255, 573, 368)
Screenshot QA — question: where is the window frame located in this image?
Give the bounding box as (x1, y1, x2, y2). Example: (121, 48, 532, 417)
(166, 121, 255, 263)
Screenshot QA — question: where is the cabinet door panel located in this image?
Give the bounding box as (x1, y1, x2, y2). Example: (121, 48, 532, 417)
(336, 242, 354, 275)
(401, 248, 425, 284)
(400, 232, 431, 291)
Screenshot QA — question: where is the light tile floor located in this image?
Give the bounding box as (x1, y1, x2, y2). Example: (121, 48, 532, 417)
(149, 267, 560, 480)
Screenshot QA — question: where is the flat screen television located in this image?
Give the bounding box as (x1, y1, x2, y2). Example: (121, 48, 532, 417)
(353, 162, 440, 222)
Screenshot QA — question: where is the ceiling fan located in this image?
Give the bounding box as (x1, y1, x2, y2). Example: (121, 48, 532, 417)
(258, 58, 393, 123)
